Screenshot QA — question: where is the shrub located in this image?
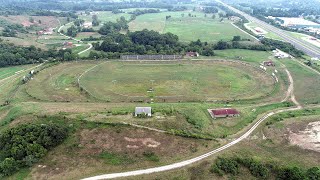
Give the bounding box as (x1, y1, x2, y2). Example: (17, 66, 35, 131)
(214, 157, 239, 175)
(0, 123, 68, 176)
(306, 167, 320, 180)
(143, 151, 160, 162)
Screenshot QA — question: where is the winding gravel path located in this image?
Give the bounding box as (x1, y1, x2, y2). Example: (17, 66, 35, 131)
(57, 21, 92, 55)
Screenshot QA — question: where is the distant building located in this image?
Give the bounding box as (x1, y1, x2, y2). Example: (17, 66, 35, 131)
(185, 51, 199, 57)
(263, 60, 275, 66)
(229, 16, 241, 22)
(43, 28, 54, 35)
(273, 49, 290, 59)
(63, 41, 73, 47)
(275, 17, 320, 28)
(83, 22, 93, 28)
(135, 107, 152, 117)
(208, 108, 240, 119)
(37, 30, 44, 35)
(37, 28, 54, 36)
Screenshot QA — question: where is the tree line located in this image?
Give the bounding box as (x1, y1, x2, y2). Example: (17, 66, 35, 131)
(0, 39, 77, 67)
(0, 123, 68, 177)
(212, 156, 320, 180)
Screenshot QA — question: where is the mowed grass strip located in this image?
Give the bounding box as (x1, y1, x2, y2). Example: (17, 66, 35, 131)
(0, 65, 33, 80)
(80, 61, 274, 102)
(26, 62, 97, 102)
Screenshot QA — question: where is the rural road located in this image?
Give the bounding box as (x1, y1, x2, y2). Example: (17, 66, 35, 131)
(82, 62, 301, 179)
(57, 21, 93, 55)
(217, 0, 320, 58)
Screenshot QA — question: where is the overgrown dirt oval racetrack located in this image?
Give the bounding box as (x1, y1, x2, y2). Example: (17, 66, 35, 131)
(79, 60, 275, 102)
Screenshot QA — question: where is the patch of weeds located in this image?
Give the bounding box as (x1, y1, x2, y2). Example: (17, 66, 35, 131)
(143, 151, 160, 162)
(99, 151, 134, 165)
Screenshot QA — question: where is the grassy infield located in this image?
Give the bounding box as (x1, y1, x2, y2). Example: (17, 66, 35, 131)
(0, 8, 320, 180)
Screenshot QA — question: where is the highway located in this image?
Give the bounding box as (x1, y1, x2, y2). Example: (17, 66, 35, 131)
(217, 0, 320, 58)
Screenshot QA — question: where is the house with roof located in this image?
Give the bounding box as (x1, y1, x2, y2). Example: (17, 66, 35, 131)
(185, 51, 199, 57)
(208, 108, 240, 119)
(63, 41, 73, 47)
(135, 107, 152, 117)
(263, 60, 275, 66)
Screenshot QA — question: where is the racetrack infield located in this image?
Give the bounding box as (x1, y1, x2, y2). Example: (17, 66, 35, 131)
(80, 60, 275, 102)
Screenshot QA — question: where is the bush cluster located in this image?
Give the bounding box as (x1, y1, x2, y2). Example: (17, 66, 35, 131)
(212, 156, 320, 180)
(0, 123, 68, 177)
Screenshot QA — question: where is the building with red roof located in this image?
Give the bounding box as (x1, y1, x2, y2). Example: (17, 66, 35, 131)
(208, 108, 240, 119)
(263, 60, 275, 66)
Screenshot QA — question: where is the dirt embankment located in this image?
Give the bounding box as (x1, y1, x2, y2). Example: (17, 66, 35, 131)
(288, 121, 320, 152)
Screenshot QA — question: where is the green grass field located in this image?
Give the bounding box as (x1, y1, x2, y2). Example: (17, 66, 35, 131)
(282, 59, 320, 105)
(129, 11, 255, 42)
(26, 62, 96, 102)
(80, 61, 274, 102)
(0, 65, 33, 80)
(214, 49, 273, 64)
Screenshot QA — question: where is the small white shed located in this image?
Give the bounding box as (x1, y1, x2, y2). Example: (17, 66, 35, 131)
(135, 107, 152, 117)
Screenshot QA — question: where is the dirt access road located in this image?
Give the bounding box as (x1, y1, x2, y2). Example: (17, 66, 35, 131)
(82, 66, 302, 179)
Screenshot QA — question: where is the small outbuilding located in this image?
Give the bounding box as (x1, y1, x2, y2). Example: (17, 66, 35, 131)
(185, 51, 199, 57)
(135, 107, 152, 117)
(263, 60, 275, 66)
(208, 108, 240, 119)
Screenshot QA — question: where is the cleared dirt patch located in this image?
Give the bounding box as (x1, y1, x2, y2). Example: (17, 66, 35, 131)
(78, 127, 204, 156)
(288, 121, 320, 152)
(30, 125, 214, 180)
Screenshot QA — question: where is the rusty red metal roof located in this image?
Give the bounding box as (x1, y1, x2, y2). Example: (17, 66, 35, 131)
(211, 108, 239, 116)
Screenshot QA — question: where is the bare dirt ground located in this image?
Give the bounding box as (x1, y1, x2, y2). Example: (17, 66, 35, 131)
(30, 126, 214, 180)
(78, 127, 204, 156)
(288, 121, 320, 152)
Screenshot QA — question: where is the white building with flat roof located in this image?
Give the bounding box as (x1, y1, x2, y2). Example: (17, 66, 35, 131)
(275, 17, 320, 28)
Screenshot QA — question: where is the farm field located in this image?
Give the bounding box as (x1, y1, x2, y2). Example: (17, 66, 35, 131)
(129, 11, 255, 42)
(80, 61, 274, 102)
(0, 15, 60, 29)
(213, 49, 274, 64)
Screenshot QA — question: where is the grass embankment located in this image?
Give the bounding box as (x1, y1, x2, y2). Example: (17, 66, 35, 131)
(282, 59, 320, 105)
